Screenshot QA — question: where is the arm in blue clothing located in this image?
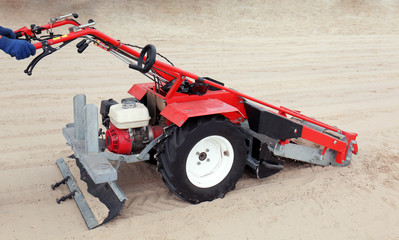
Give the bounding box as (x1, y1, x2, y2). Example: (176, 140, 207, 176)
(0, 26, 36, 60)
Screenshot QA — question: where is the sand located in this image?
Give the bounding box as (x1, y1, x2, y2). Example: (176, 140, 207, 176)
(1, 0, 399, 239)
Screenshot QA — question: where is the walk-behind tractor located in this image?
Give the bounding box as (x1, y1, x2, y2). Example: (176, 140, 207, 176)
(15, 14, 358, 229)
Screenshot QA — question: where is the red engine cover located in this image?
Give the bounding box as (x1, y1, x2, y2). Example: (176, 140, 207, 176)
(105, 123, 132, 155)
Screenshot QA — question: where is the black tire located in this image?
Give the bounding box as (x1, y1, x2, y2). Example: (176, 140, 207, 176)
(157, 115, 247, 204)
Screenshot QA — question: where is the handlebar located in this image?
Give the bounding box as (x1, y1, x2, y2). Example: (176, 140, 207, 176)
(14, 14, 199, 82)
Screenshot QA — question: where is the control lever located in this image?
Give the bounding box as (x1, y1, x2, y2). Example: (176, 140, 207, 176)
(78, 42, 89, 53)
(76, 39, 86, 48)
(69, 20, 96, 33)
(24, 40, 72, 76)
(75, 39, 90, 53)
(48, 13, 79, 38)
(50, 13, 79, 23)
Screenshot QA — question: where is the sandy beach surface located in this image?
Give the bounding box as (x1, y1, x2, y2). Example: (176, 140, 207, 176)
(1, 0, 399, 239)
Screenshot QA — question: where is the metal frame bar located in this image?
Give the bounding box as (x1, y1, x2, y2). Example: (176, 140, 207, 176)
(55, 158, 99, 229)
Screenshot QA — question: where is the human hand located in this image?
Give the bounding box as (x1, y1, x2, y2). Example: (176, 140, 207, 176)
(0, 36, 36, 60)
(0, 26, 16, 39)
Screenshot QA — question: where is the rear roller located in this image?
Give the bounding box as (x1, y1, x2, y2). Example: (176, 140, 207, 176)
(157, 115, 247, 203)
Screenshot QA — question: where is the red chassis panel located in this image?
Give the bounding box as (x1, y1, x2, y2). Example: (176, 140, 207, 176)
(128, 83, 246, 127)
(160, 99, 243, 127)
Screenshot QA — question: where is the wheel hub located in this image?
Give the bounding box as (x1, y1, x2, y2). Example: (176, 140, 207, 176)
(186, 135, 234, 188)
(198, 152, 207, 161)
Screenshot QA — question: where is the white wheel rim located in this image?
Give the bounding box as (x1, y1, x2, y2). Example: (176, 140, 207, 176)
(186, 135, 234, 188)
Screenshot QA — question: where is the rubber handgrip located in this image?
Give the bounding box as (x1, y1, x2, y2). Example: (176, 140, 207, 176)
(76, 39, 86, 48)
(78, 43, 89, 53)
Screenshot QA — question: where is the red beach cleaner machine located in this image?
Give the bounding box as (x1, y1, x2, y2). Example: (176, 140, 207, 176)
(14, 13, 358, 229)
